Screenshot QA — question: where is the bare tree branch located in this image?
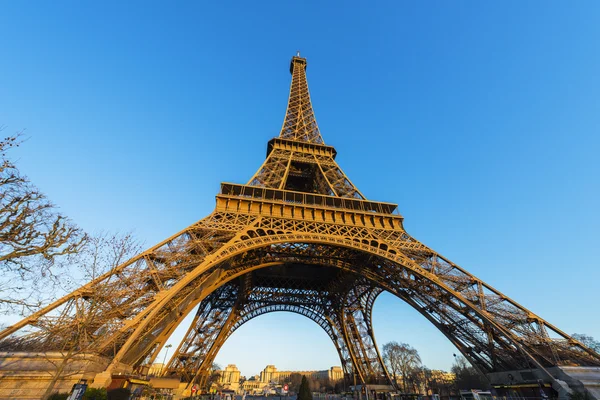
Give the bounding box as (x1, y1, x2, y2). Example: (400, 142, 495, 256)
(382, 341, 422, 393)
(0, 130, 87, 314)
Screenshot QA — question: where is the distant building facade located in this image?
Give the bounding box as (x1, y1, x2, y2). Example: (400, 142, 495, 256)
(213, 364, 344, 394)
(392, 369, 456, 395)
(148, 363, 344, 393)
(259, 365, 344, 383)
(218, 364, 242, 392)
(429, 369, 455, 384)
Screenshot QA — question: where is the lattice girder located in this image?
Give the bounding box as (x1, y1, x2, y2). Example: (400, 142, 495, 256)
(279, 56, 324, 144)
(247, 140, 364, 199)
(131, 225, 599, 370)
(163, 268, 392, 386)
(2, 213, 599, 379)
(163, 282, 240, 382)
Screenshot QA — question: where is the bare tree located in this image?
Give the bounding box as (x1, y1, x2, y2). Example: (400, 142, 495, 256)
(415, 366, 432, 395)
(383, 341, 402, 386)
(422, 369, 455, 398)
(40, 232, 142, 400)
(76, 231, 142, 281)
(289, 372, 304, 392)
(205, 362, 223, 392)
(0, 131, 86, 314)
(451, 355, 489, 391)
(0, 131, 143, 398)
(572, 334, 600, 353)
(382, 341, 422, 393)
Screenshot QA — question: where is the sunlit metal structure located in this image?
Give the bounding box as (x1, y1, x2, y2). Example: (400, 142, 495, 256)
(1, 55, 599, 394)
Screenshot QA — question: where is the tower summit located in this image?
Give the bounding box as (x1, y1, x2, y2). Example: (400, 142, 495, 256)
(279, 54, 324, 144)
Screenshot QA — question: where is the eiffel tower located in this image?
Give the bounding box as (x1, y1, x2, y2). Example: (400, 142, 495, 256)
(1, 54, 599, 397)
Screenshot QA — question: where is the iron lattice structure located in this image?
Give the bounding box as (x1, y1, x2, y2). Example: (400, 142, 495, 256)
(1, 55, 599, 389)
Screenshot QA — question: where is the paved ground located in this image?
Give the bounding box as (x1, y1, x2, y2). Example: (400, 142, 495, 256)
(194, 395, 348, 400)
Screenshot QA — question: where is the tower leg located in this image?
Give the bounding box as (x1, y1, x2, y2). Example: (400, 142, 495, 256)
(335, 282, 394, 388)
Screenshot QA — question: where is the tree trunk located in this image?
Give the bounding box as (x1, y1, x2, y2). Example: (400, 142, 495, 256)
(41, 352, 71, 400)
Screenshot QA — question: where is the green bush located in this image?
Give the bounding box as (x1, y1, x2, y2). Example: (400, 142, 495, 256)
(83, 387, 108, 400)
(48, 394, 69, 400)
(107, 388, 131, 400)
(568, 390, 592, 400)
(298, 376, 313, 400)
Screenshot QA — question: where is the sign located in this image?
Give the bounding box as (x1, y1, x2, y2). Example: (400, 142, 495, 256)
(191, 384, 199, 393)
(66, 383, 88, 400)
(283, 384, 289, 391)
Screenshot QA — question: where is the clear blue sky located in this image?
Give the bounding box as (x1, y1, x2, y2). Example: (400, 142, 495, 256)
(1, 1, 599, 378)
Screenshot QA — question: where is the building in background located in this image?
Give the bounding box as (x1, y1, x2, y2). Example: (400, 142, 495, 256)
(214, 365, 344, 394)
(218, 364, 242, 392)
(262, 365, 344, 383)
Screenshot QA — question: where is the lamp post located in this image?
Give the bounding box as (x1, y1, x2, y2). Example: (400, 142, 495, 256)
(161, 344, 173, 376)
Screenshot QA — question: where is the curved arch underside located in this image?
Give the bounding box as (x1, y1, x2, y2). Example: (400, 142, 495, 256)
(116, 228, 600, 375)
(162, 265, 390, 387)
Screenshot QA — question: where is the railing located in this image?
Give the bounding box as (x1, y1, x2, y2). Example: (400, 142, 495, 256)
(220, 183, 400, 216)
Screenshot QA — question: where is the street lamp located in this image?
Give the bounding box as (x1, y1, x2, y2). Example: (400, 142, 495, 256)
(161, 344, 173, 376)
